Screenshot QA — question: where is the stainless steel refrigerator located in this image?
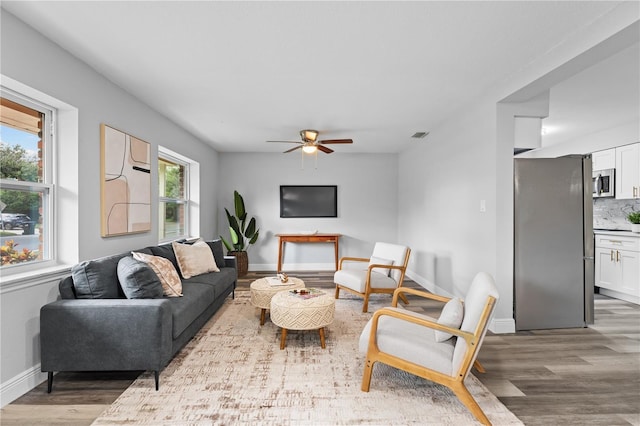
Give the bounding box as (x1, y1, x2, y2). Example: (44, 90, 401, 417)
(514, 155, 594, 330)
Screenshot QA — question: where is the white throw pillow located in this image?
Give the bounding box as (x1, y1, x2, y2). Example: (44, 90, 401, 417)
(368, 256, 394, 276)
(172, 239, 220, 279)
(435, 297, 464, 342)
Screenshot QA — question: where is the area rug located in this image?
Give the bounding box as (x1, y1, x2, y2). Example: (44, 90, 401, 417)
(92, 291, 523, 425)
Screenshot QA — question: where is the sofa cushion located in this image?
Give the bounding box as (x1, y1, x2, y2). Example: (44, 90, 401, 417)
(205, 240, 225, 268)
(132, 252, 183, 297)
(182, 268, 236, 298)
(168, 282, 216, 338)
(147, 243, 180, 270)
(71, 254, 127, 299)
(173, 239, 219, 279)
(117, 256, 164, 299)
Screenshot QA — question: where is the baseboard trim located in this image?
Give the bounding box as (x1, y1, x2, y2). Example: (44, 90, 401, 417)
(489, 318, 516, 334)
(599, 288, 639, 305)
(250, 263, 336, 272)
(0, 364, 47, 408)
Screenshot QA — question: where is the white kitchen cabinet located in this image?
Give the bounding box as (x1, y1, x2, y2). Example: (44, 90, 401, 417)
(592, 148, 616, 171)
(595, 232, 640, 304)
(615, 142, 640, 199)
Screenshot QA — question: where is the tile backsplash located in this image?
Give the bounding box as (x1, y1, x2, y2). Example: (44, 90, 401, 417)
(593, 198, 640, 230)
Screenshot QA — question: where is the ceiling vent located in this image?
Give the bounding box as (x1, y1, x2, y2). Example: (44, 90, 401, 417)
(411, 131, 429, 139)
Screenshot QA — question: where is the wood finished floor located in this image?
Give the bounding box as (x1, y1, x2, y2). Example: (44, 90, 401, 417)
(1, 271, 638, 425)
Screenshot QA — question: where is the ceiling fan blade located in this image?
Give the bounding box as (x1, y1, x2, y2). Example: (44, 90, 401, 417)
(267, 140, 302, 144)
(319, 139, 353, 144)
(284, 146, 303, 153)
(317, 145, 334, 154)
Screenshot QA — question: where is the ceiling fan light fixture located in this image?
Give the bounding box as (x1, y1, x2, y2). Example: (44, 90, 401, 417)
(301, 129, 319, 142)
(302, 143, 318, 154)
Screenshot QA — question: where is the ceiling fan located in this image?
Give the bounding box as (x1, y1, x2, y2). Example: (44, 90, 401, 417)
(267, 129, 353, 154)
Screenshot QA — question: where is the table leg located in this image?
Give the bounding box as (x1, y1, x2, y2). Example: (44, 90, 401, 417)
(334, 239, 339, 271)
(280, 328, 288, 350)
(260, 308, 266, 326)
(319, 327, 326, 349)
(277, 239, 283, 273)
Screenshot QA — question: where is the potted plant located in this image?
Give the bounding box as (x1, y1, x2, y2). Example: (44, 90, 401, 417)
(220, 190, 259, 276)
(627, 211, 640, 233)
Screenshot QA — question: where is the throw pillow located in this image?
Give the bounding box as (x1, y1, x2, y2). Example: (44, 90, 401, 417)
(435, 297, 464, 342)
(172, 239, 220, 279)
(132, 251, 183, 297)
(71, 256, 122, 299)
(369, 256, 394, 276)
(117, 256, 163, 299)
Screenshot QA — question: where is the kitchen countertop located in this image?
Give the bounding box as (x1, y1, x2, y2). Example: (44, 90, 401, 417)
(594, 229, 640, 237)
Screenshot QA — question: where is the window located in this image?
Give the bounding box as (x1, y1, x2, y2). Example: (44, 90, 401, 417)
(158, 149, 189, 241)
(0, 92, 54, 269)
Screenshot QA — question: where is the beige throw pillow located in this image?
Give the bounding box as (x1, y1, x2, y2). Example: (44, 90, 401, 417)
(435, 297, 464, 342)
(172, 239, 220, 279)
(132, 251, 183, 297)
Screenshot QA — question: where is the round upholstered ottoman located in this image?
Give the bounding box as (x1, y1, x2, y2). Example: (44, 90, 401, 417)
(270, 289, 336, 349)
(250, 277, 305, 325)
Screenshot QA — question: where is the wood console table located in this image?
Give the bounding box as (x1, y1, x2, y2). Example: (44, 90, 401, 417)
(276, 233, 342, 272)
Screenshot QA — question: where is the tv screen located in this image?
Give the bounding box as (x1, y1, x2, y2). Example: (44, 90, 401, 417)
(280, 185, 337, 218)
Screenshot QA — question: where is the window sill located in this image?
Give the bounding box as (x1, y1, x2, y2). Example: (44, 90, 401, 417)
(0, 263, 72, 293)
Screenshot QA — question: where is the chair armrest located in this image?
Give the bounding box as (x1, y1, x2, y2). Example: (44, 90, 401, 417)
(369, 307, 476, 346)
(338, 256, 370, 269)
(391, 287, 451, 306)
(40, 299, 173, 372)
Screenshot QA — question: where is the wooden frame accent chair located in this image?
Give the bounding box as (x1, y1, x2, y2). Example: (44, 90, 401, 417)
(359, 272, 499, 425)
(334, 242, 411, 312)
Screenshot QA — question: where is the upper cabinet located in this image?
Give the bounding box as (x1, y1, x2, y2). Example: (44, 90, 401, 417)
(615, 143, 640, 199)
(592, 148, 616, 171)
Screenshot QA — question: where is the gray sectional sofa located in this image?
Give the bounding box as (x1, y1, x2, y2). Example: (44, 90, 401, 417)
(40, 239, 237, 392)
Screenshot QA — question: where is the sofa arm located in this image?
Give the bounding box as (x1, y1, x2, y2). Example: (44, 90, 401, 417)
(224, 255, 237, 269)
(40, 299, 173, 374)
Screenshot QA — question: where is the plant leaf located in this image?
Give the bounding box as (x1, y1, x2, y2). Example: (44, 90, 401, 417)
(245, 217, 256, 239)
(234, 190, 247, 221)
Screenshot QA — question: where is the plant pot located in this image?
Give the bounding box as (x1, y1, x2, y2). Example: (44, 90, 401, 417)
(631, 224, 640, 233)
(229, 251, 249, 277)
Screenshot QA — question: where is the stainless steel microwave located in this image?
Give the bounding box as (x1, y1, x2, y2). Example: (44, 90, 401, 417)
(593, 168, 615, 198)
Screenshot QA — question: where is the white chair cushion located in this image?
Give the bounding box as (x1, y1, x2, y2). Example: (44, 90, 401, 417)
(334, 269, 397, 293)
(360, 307, 455, 376)
(371, 242, 408, 282)
(369, 256, 394, 277)
(452, 272, 500, 376)
(435, 297, 464, 342)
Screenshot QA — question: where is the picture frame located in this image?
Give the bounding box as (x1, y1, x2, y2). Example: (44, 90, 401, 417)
(100, 123, 151, 237)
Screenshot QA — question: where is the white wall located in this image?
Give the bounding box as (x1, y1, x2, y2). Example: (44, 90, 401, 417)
(398, 6, 638, 333)
(0, 11, 220, 405)
(217, 153, 399, 270)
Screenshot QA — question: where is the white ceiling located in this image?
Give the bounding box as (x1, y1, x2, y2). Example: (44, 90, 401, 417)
(2, 1, 634, 154)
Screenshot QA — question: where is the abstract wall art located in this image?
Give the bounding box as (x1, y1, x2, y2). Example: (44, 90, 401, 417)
(100, 124, 151, 237)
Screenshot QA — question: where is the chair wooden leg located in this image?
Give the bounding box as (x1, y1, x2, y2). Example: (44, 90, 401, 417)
(362, 294, 370, 312)
(361, 358, 375, 392)
(334, 285, 340, 299)
(280, 328, 288, 350)
(398, 292, 409, 306)
(451, 382, 491, 425)
(473, 360, 486, 373)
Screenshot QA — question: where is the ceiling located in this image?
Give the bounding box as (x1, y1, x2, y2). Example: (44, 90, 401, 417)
(2, 1, 634, 154)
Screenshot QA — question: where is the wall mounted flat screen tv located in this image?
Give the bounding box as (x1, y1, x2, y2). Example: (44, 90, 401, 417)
(280, 185, 337, 218)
